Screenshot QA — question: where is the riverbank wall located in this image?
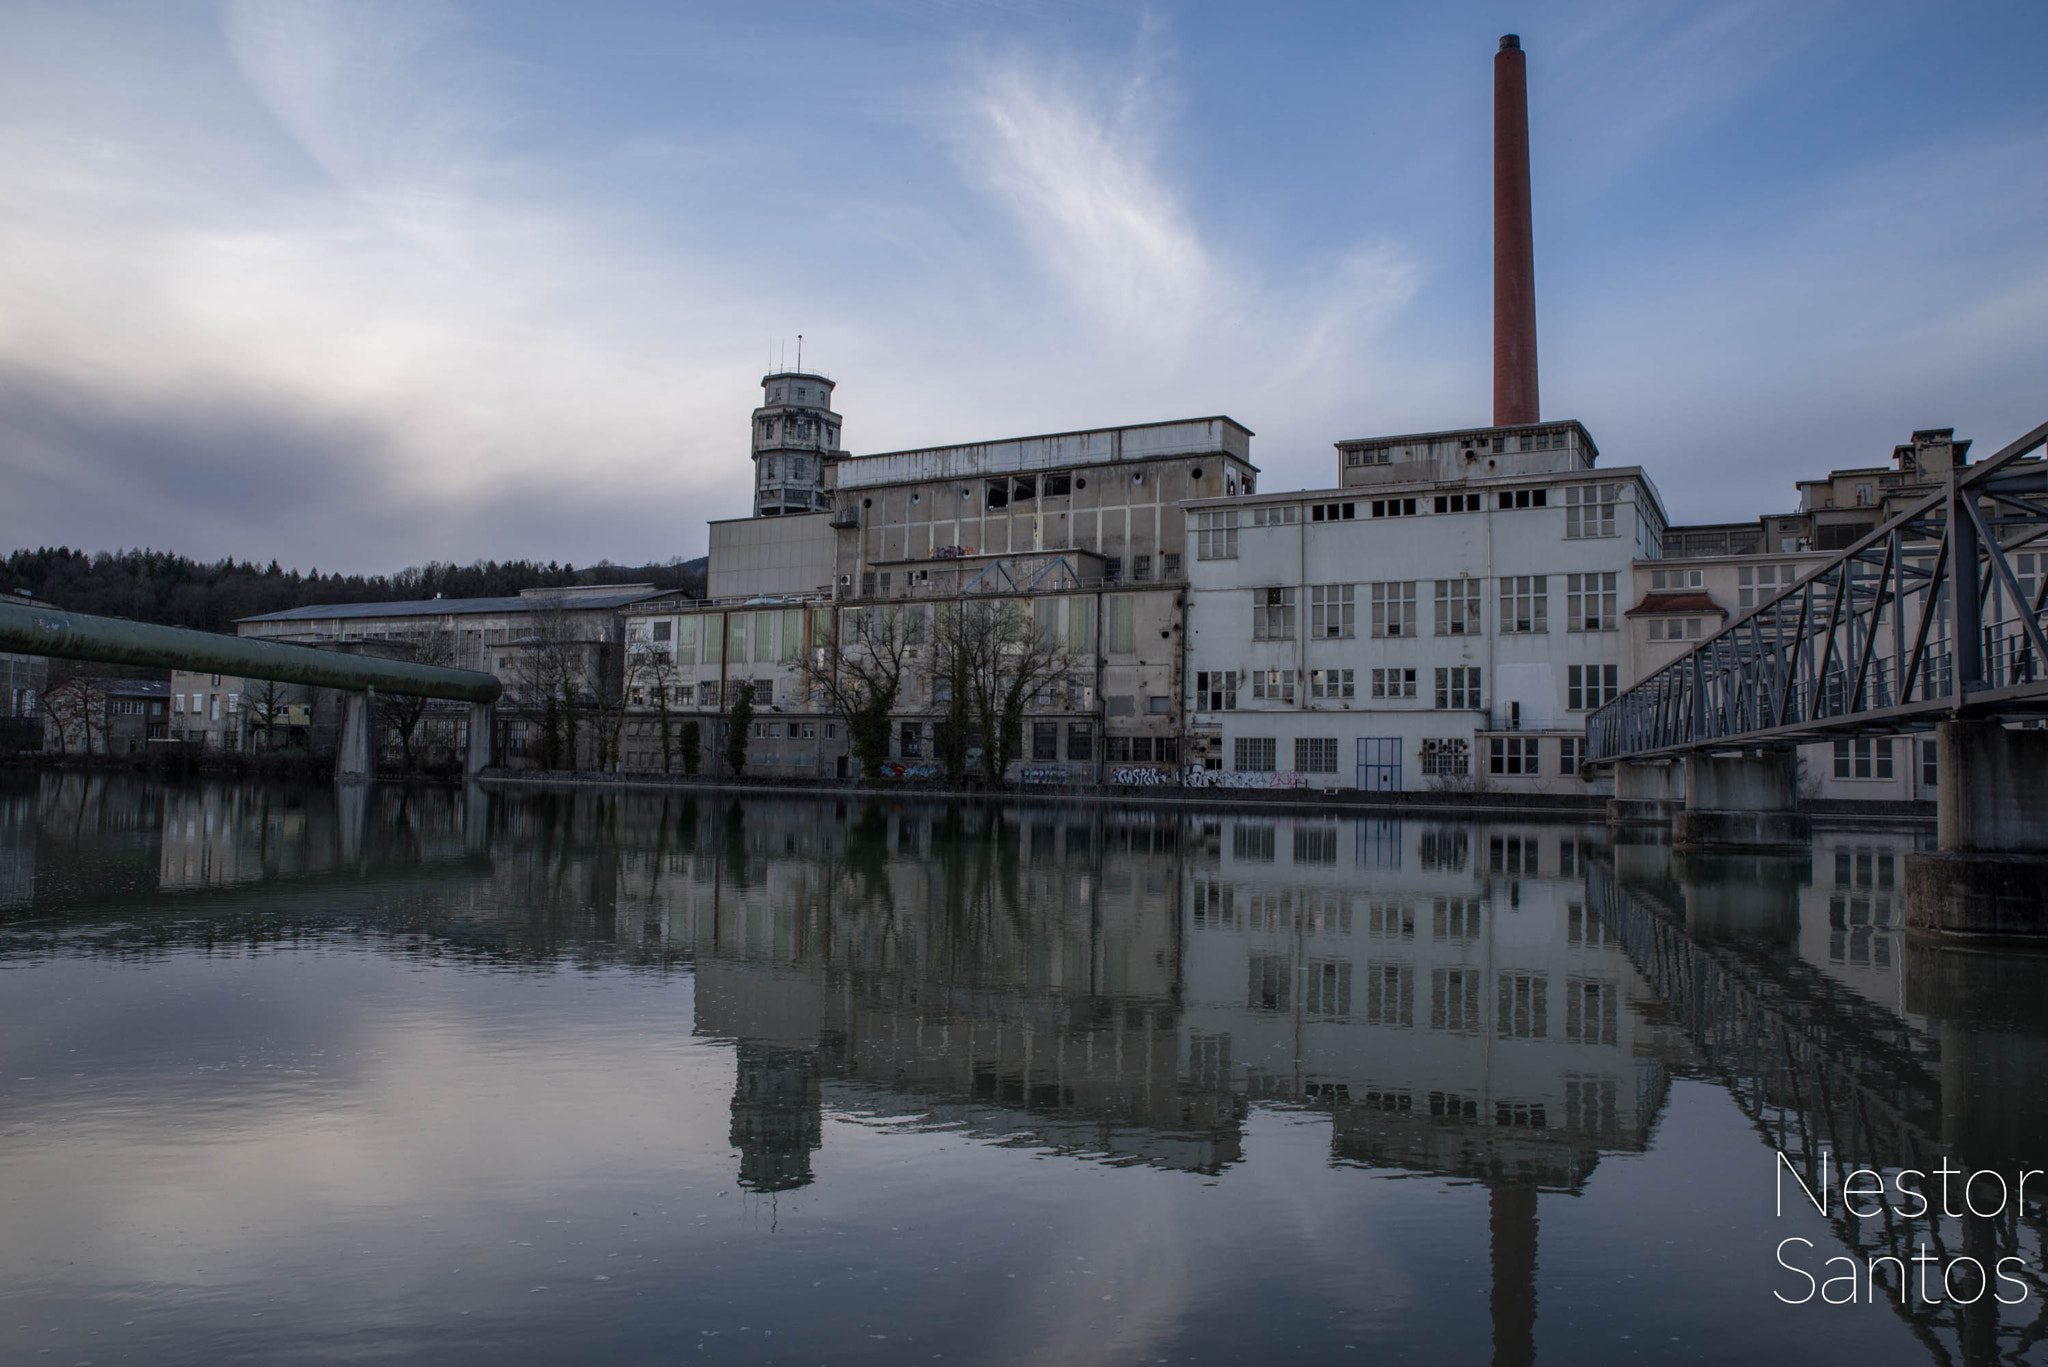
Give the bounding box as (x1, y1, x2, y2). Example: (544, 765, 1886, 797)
(473, 767, 1937, 827)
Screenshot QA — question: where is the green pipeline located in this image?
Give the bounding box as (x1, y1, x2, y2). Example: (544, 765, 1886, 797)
(0, 600, 502, 704)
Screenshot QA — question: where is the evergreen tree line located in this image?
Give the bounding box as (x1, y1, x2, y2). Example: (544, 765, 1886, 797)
(1, 547, 707, 635)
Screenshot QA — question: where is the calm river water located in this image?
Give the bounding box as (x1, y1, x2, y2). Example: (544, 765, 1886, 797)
(2, 775, 2044, 1365)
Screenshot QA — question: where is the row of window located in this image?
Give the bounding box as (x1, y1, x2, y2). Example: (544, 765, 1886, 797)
(1194, 487, 1620, 560)
(1645, 563, 1808, 615)
(894, 720, 1170, 764)
(1224, 733, 1587, 780)
(628, 678, 778, 709)
(1194, 889, 1595, 933)
(752, 721, 825, 740)
(1344, 429, 1575, 466)
(1245, 575, 1621, 640)
(874, 464, 1257, 516)
(1200, 666, 1491, 712)
(1245, 958, 1618, 1042)
(1831, 736, 1931, 783)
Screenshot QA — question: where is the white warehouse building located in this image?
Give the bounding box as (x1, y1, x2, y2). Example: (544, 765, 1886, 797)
(1182, 419, 1667, 795)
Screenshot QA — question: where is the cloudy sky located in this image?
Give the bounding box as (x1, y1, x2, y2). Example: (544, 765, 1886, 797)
(2, 1, 2044, 573)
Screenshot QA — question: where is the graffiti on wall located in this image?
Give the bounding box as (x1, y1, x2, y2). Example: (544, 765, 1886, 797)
(1178, 768, 1311, 790)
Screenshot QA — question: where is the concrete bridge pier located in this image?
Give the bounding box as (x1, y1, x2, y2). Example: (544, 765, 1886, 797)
(1906, 721, 2048, 937)
(336, 689, 374, 785)
(1672, 748, 1810, 851)
(1607, 758, 1684, 826)
(465, 702, 496, 776)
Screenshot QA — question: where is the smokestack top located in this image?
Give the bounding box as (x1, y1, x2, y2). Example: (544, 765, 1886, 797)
(1493, 30, 1539, 427)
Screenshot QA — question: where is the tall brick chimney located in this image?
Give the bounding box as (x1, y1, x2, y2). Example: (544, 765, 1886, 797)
(1493, 34, 1539, 427)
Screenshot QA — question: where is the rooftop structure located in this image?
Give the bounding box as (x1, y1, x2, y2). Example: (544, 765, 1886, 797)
(831, 416, 1254, 492)
(752, 371, 842, 517)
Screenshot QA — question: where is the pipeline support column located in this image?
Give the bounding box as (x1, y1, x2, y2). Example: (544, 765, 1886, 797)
(1906, 721, 2048, 936)
(336, 690, 375, 785)
(465, 702, 496, 776)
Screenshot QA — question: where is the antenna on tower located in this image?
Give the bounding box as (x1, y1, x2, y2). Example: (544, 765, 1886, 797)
(797, 334, 803, 372)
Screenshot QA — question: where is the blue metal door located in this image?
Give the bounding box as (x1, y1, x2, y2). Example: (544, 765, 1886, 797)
(1357, 737, 1401, 791)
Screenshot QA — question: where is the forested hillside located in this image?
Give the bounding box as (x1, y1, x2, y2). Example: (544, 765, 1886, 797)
(1, 548, 707, 634)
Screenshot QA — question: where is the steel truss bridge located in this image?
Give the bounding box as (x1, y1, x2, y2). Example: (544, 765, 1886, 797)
(1590, 421, 2048, 761)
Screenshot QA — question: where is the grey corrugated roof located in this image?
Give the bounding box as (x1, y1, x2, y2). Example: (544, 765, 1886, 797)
(239, 588, 668, 624)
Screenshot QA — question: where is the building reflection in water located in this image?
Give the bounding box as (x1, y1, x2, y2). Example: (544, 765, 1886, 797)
(5, 774, 2047, 1366)
(613, 801, 1674, 1367)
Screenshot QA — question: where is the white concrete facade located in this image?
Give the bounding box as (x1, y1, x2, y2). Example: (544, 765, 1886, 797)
(1183, 421, 1666, 794)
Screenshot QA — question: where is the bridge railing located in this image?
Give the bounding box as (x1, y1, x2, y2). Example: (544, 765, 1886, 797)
(1590, 419, 2048, 761)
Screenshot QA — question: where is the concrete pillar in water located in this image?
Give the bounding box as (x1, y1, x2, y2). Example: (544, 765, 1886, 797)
(1905, 936, 2048, 1177)
(1489, 1183, 1537, 1367)
(1608, 757, 1684, 826)
(336, 690, 374, 785)
(463, 781, 491, 856)
(335, 779, 367, 865)
(1672, 749, 1810, 851)
(1906, 721, 2048, 936)
(465, 702, 496, 776)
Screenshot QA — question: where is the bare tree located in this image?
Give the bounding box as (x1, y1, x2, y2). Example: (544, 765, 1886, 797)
(249, 677, 291, 753)
(38, 666, 103, 756)
(589, 617, 632, 772)
(641, 644, 682, 772)
(376, 627, 456, 772)
(512, 599, 582, 770)
(936, 598, 1069, 788)
(803, 604, 916, 781)
(617, 630, 681, 774)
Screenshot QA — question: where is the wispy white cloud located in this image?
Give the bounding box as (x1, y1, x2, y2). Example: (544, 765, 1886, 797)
(965, 34, 1214, 353)
(222, 0, 508, 240)
(949, 29, 1428, 469)
(5, 1, 2031, 573)
(1548, 0, 1837, 185)
(0, 2, 778, 569)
